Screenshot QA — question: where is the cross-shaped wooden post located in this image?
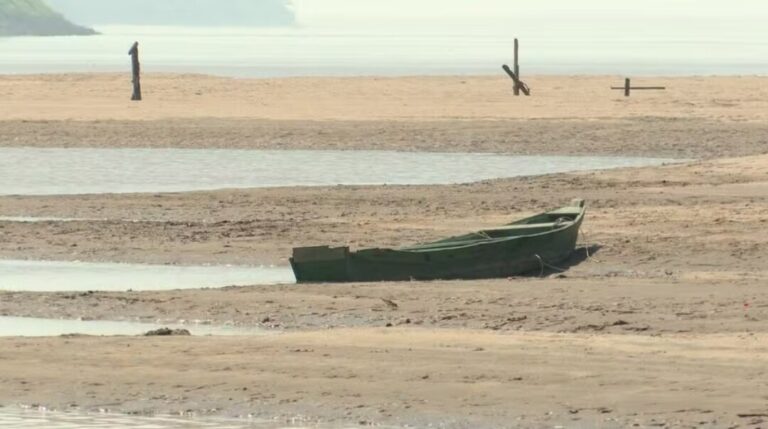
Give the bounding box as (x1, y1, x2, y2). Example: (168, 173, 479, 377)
(611, 78, 666, 97)
(502, 38, 530, 96)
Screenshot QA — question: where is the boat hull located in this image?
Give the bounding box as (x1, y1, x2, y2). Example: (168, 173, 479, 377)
(291, 200, 585, 283)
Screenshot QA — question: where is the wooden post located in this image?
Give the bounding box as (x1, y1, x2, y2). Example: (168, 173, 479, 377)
(611, 79, 666, 96)
(128, 42, 142, 101)
(501, 38, 530, 96)
(513, 38, 521, 96)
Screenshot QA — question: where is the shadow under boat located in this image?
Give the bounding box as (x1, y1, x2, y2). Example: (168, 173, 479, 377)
(522, 244, 603, 278)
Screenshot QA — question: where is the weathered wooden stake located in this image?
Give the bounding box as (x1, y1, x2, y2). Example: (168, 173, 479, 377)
(128, 41, 142, 101)
(501, 38, 531, 96)
(624, 78, 631, 97)
(513, 38, 521, 96)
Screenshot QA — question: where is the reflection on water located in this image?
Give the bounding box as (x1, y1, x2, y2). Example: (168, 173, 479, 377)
(0, 408, 315, 429)
(0, 148, 675, 196)
(0, 260, 295, 292)
(0, 216, 84, 223)
(0, 216, 191, 223)
(0, 217, 201, 223)
(0, 407, 392, 428)
(0, 316, 265, 337)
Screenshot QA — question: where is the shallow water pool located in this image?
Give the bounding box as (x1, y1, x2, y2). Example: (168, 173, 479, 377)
(0, 216, 84, 223)
(0, 408, 319, 429)
(0, 148, 676, 196)
(0, 260, 295, 292)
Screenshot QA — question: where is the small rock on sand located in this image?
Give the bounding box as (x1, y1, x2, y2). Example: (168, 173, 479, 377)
(144, 328, 191, 337)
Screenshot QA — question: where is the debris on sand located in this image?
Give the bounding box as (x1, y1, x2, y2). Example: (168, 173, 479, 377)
(381, 298, 399, 310)
(144, 328, 191, 337)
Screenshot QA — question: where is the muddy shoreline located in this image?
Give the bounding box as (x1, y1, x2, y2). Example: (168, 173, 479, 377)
(2, 276, 767, 335)
(1, 156, 765, 269)
(3, 117, 767, 159)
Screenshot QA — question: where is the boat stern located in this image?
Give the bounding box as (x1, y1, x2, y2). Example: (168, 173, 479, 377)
(290, 246, 350, 283)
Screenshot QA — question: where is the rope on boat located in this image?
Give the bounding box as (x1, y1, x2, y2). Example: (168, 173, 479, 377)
(584, 232, 591, 259)
(534, 254, 544, 277)
(477, 231, 493, 240)
(580, 229, 602, 263)
(533, 228, 601, 278)
(533, 254, 568, 277)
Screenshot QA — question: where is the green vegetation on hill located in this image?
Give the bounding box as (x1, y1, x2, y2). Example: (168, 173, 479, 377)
(0, 0, 95, 36)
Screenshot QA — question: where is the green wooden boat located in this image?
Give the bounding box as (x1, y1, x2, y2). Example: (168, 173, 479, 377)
(290, 199, 586, 283)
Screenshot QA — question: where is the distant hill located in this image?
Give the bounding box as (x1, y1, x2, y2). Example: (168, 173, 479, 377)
(0, 0, 95, 36)
(45, 0, 296, 27)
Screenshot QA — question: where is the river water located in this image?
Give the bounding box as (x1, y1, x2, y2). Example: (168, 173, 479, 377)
(0, 148, 675, 196)
(0, 22, 766, 76)
(0, 408, 340, 429)
(0, 260, 294, 292)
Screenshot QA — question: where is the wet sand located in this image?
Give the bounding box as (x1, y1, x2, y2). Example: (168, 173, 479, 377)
(4, 117, 768, 159)
(3, 276, 767, 335)
(2, 155, 766, 270)
(1, 74, 768, 427)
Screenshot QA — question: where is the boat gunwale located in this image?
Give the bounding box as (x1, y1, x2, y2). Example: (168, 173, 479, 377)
(391, 203, 587, 254)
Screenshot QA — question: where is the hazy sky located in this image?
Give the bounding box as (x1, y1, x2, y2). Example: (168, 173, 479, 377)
(285, 0, 768, 51)
(295, 0, 768, 30)
(295, 0, 766, 18)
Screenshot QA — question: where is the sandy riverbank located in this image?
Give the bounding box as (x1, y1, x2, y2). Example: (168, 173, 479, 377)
(1, 73, 768, 427)
(2, 329, 767, 428)
(2, 74, 768, 159)
(2, 74, 768, 122)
